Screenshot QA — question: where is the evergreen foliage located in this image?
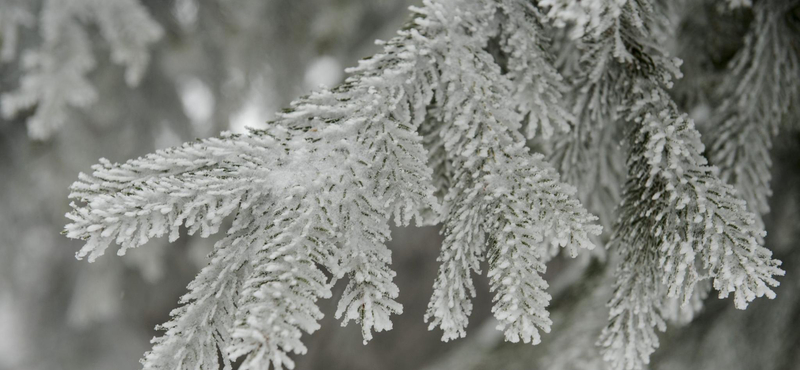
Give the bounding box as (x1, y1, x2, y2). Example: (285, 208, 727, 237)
(32, 0, 797, 368)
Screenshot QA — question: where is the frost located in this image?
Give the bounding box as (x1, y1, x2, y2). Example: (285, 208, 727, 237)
(707, 0, 800, 228)
(56, 0, 791, 369)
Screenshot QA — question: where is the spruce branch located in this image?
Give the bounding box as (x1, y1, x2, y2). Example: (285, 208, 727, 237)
(65, 0, 601, 367)
(538, 1, 785, 369)
(708, 0, 800, 227)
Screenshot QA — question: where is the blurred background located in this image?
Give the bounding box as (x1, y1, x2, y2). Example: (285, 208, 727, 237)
(1, 1, 799, 370)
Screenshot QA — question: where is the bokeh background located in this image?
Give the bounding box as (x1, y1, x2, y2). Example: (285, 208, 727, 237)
(1, 1, 799, 370)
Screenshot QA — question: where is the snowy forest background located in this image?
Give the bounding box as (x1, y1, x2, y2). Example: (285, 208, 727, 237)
(1, 0, 799, 370)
